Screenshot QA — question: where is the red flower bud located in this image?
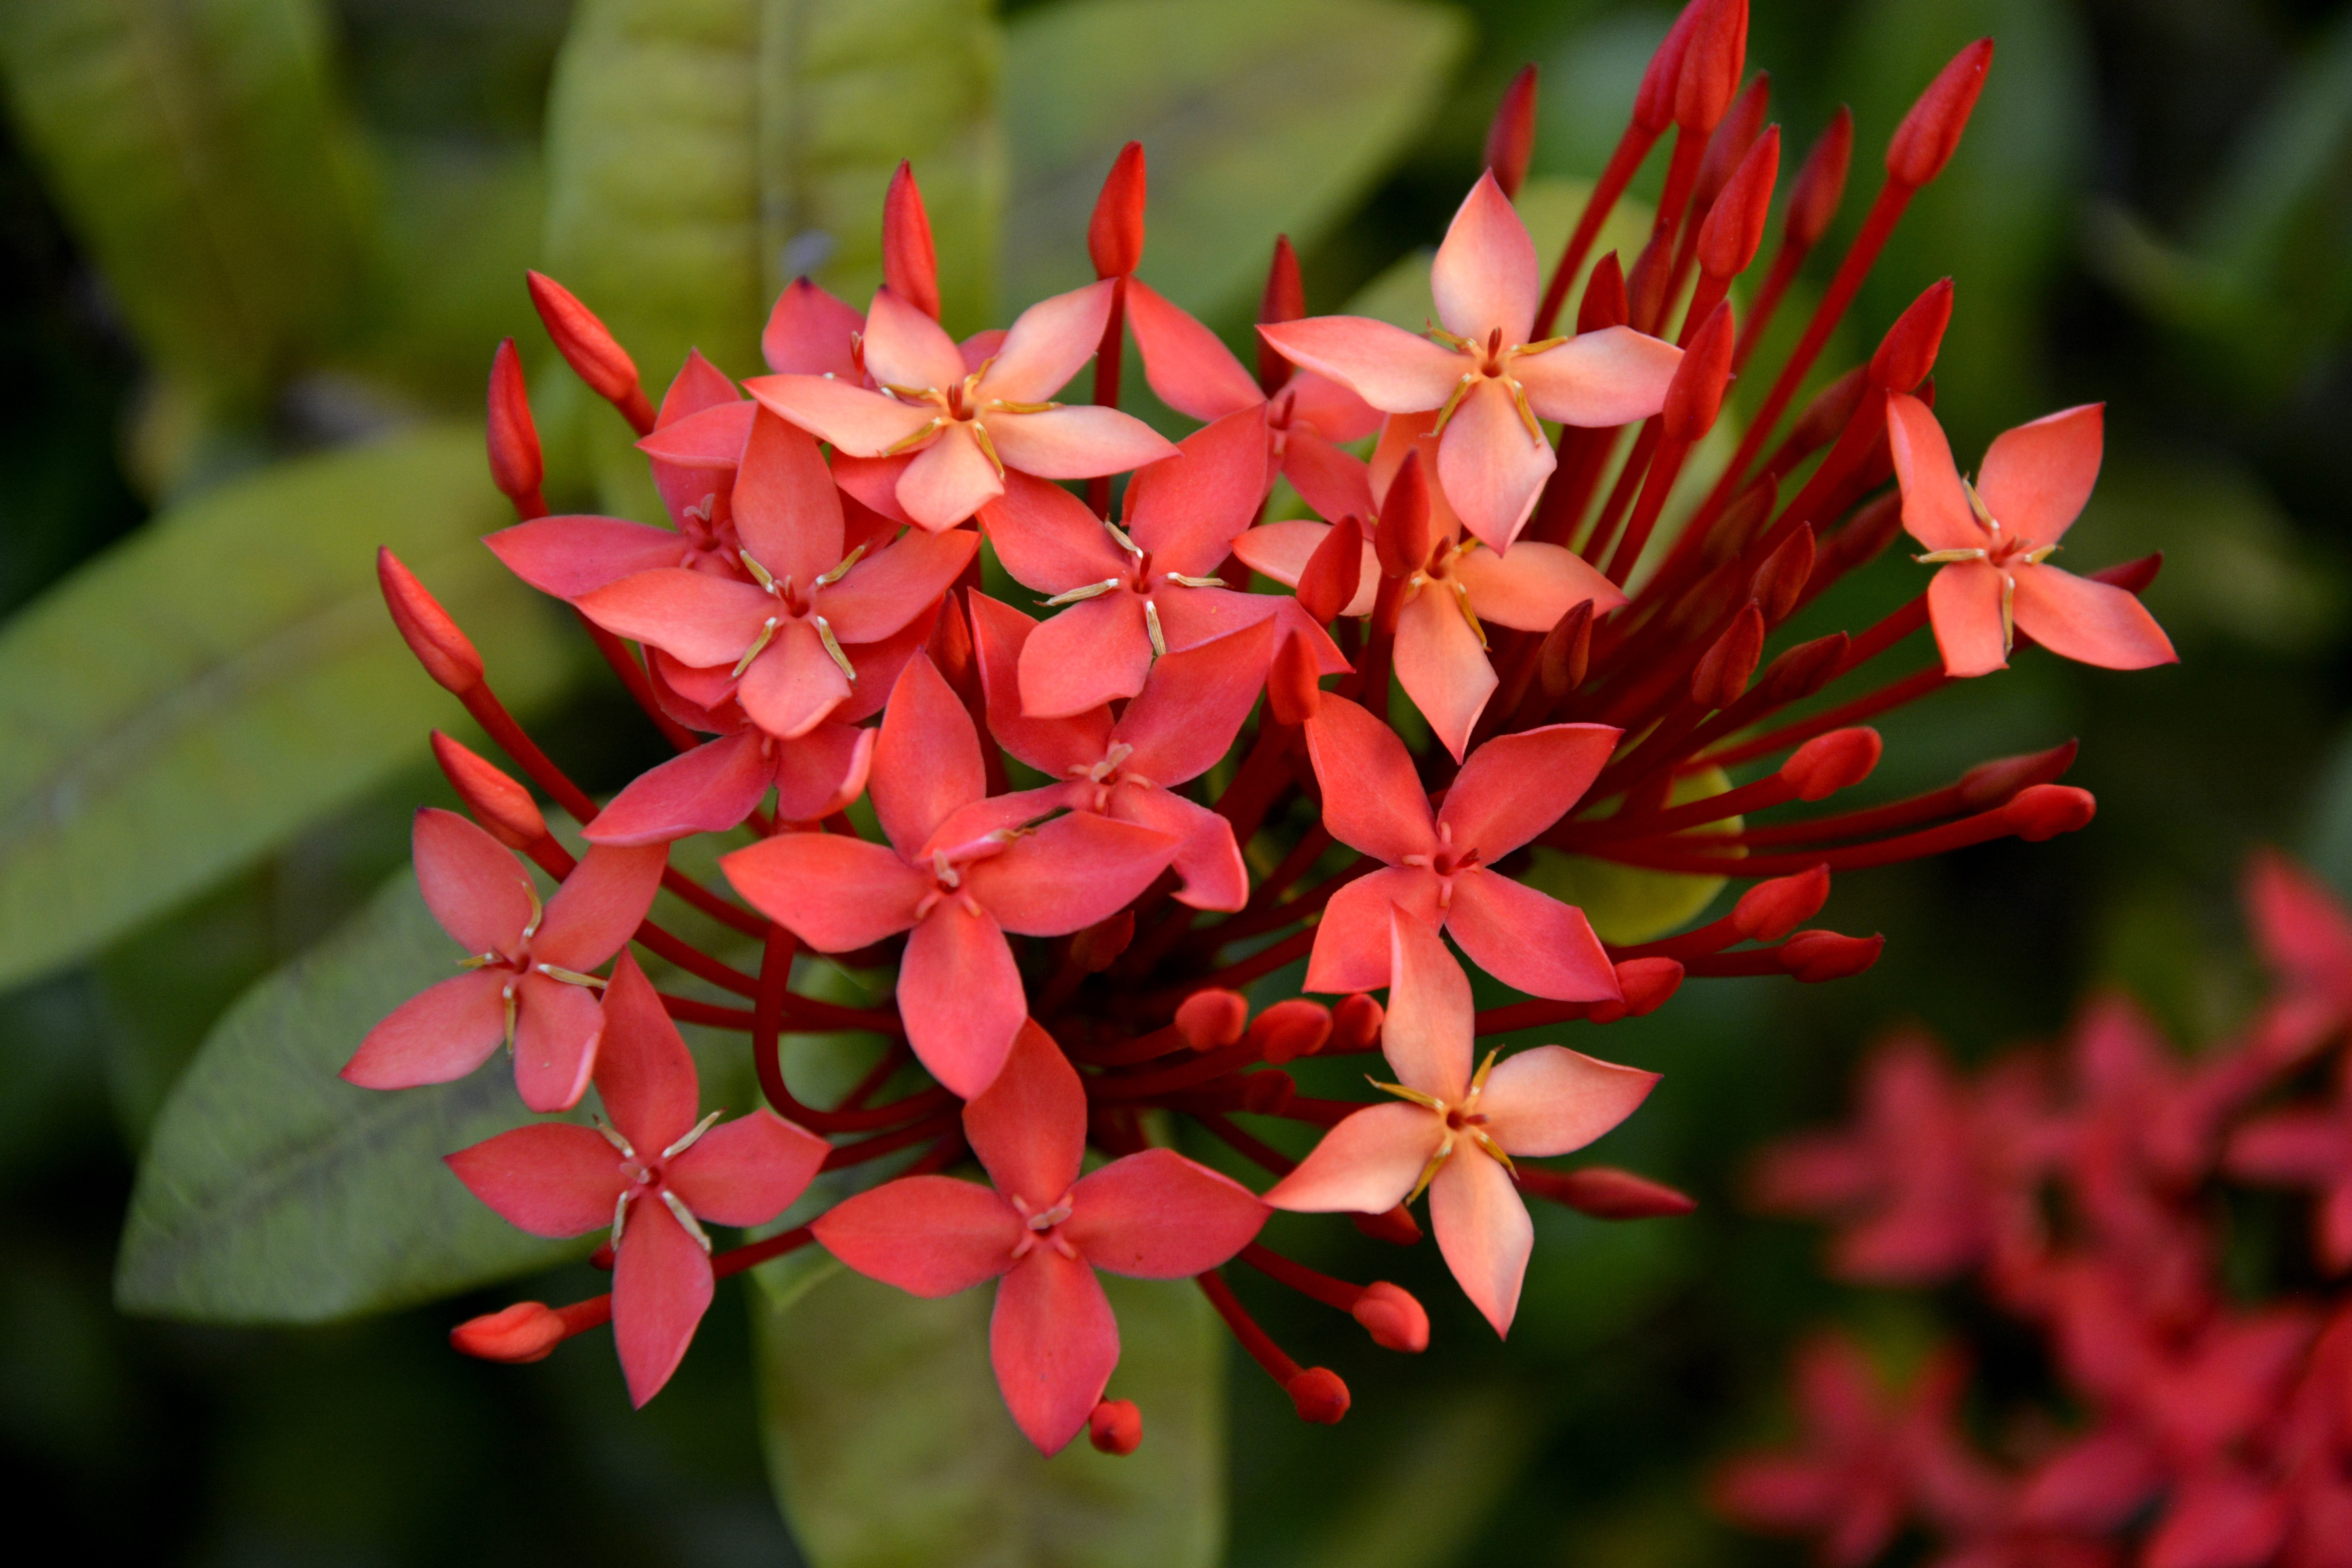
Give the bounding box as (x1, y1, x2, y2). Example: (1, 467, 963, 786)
(1779, 929, 1884, 982)
(1886, 38, 1993, 189)
(1246, 998, 1332, 1065)
(2091, 552, 2163, 594)
(525, 271, 647, 422)
(1072, 909, 1136, 973)
(1749, 521, 1814, 622)
(1732, 864, 1831, 942)
(2006, 784, 2096, 842)
(1375, 450, 1433, 577)
(1240, 1069, 1296, 1115)
(1754, 632, 1848, 706)
(882, 161, 941, 321)
(1087, 142, 1147, 279)
(431, 731, 546, 849)
(1352, 1205, 1423, 1246)
(1587, 956, 1685, 1024)
(1634, 0, 1705, 132)
(1785, 367, 1867, 466)
(1822, 493, 1906, 576)
(1088, 1399, 1143, 1455)
(1664, 301, 1736, 441)
(450, 1301, 565, 1363)
(1257, 235, 1306, 393)
(1870, 278, 1953, 391)
(1627, 235, 1674, 335)
(1285, 1367, 1351, 1425)
(1690, 599, 1766, 709)
(378, 547, 483, 696)
(1577, 252, 1629, 333)
(929, 587, 978, 691)
(1351, 1282, 1430, 1352)
(1483, 64, 1539, 200)
(1266, 629, 1324, 727)
(1956, 740, 2078, 811)
(1784, 106, 1854, 252)
(1674, 0, 1749, 133)
(1176, 989, 1249, 1051)
(1524, 1165, 1699, 1220)
(1330, 993, 1384, 1054)
(1296, 515, 1365, 624)
(1697, 124, 1780, 279)
(485, 338, 544, 515)
(1539, 597, 1596, 700)
(1780, 727, 1880, 801)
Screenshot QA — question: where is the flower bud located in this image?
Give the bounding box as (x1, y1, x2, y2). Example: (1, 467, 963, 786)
(1869, 278, 1953, 392)
(1731, 864, 1831, 942)
(1626, 235, 1674, 336)
(1822, 493, 1905, 575)
(1266, 630, 1324, 727)
(378, 547, 483, 695)
(1246, 998, 1332, 1065)
(526, 271, 647, 424)
(1784, 367, 1867, 467)
(1784, 106, 1854, 252)
(1673, 0, 1749, 133)
(1374, 450, 1432, 577)
(882, 161, 941, 320)
(1956, 740, 2078, 811)
(1539, 598, 1596, 700)
(1577, 252, 1629, 333)
(1088, 1399, 1143, 1455)
(1240, 1069, 1296, 1115)
(450, 1301, 566, 1363)
(1690, 599, 1765, 710)
(1296, 516, 1365, 624)
(1352, 1205, 1423, 1246)
(2006, 784, 2096, 842)
(1749, 521, 1814, 622)
(1887, 38, 1993, 189)
(1285, 1367, 1351, 1425)
(1351, 1282, 1430, 1352)
(1754, 632, 1848, 707)
(1087, 142, 1147, 279)
(1257, 236, 1306, 392)
(1327, 993, 1383, 1054)
(1176, 989, 1249, 1051)
(929, 588, 977, 691)
(432, 731, 546, 849)
(1691, 73, 1770, 216)
(1697, 125, 1779, 279)
(1483, 64, 1539, 200)
(1072, 909, 1136, 973)
(2091, 552, 2162, 594)
(1588, 956, 1684, 1023)
(1663, 301, 1736, 441)
(1527, 1166, 1698, 1219)
(1779, 929, 1884, 982)
(1780, 727, 1880, 801)
(486, 338, 544, 515)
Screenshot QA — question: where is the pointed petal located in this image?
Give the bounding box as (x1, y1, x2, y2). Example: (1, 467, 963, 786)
(659, 348, 742, 424)
(1016, 593, 1154, 719)
(719, 833, 926, 951)
(737, 618, 853, 739)
(966, 812, 1177, 936)
(587, 732, 774, 845)
(341, 969, 508, 1090)
(979, 467, 1131, 594)
(1451, 540, 1624, 630)
(2011, 564, 2176, 670)
(1512, 326, 1682, 428)
(1302, 695, 1440, 864)
(590, 953, 702, 1152)
(1394, 585, 1497, 761)
(1480, 1044, 1659, 1156)
(1283, 370, 1383, 443)
(1885, 392, 1985, 553)
(1374, 409, 1467, 538)
(896, 423, 1004, 530)
(613, 1192, 715, 1406)
(873, 653, 985, 856)
(1264, 1102, 1444, 1212)
(1428, 1148, 1532, 1336)
(744, 374, 935, 457)
(1978, 403, 2102, 544)
(486, 516, 700, 601)
(1235, 519, 1378, 618)
(860, 284, 967, 391)
(1125, 407, 1271, 575)
(576, 569, 773, 670)
(1067, 1149, 1267, 1276)
(1436, 379, 1554, 549)
(1440, 722, 1620, 856)
(968, 591, 1109, 775)
(412, 807, 534, 953)
(534, 844, 667, 971)
(1111, 786, 1247, 911)
(831, 452, 917, 527)
(981, 278, 1116, 403)
(1386, 907, 1475, 1099)
(1126, 279, 1263, 420)
(1305, 866, 1444, 993)
(813, 1174, 1023, 1296)
(1432, 171, 1539, 344)
(991, 1249, 1118, 1455)
(1147, 583, 1300, 660)
(762, 276, 864, 377)
(1256, 317, 1465, 412)
(899, 902, 1027, 1099)
(1926, 559, 2010, 677)
(987, 405, 1179, 481)
(1114, 619, 1276, 784)
(815, 526, 977, 644)
(637, 400, 756, 469)
(732, 410, 845, 588)
(961, 328, 1009, 372)
(665, 1109, 828, 1226)
(836, 603, 939, 723)
(965, 1018, 1088, 1205)
(771, 722, 875, 824)
(1446, 870, 1621, 1003)
(513, 971, 606, 1112)
(445, 1123, 621, 1237)
(1279, 427, 1379, 528)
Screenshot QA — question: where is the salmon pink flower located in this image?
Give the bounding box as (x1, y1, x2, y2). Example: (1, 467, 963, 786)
(1303, 693, 1621, 1000)
(1886, 395, 2176, 678)
(1257, 172, 1682, 548)
(745, 280, 1177, 532)
(762, 276, 864, 379)
(446, 954, 828, 1405)
(720, 654, 1178, 1097)
(342, 809, 664, 1112)
(1267, 911, 1656, 1334)
(585, 722, 876, 845)
(813, 1020, 1266, 1453)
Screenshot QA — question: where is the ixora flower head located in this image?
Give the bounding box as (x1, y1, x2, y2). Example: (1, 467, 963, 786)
(362, 0, 2179, 1472)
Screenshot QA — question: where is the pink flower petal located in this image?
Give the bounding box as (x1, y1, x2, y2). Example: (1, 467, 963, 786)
(664, 1109, 827, 1227)
(1256, 317, 1465, 413)
(1428, 1147, 1532, 1336)
(762, 276, 864, 377)
(534, 843, 666, 971)
(1283, 369, 1383, 443)
(1016, 593, 1154, 719)
(613, 1188, 715, 1406)
(731, 410, 845, 589)
(1384, 907, 1475, 1101)
(586, 953, 701, 1150)
(1926, 559, 2010, 677)
(1440, 722, 1620, 857)
(872, 654, 986, 858)
(860, 284, 967, 392)
(719, 833, 927, 951)
(991, 1247, 1119, 1455)
(1393, 584, 1498, 762)
(1305, 866, 1443, 993)
(986, 404, 1178, 481)
(1886, 393, 1986, 554)
(745, 374, 935, 457)
(1303, 695, 1439, 863)
(1125, 407, 1271, 575)
(586, 732, 775, 846)
(967, 592, 1111, 775)
(964, 1019, 1088, 1205)
(831, 452, 916, 526)
(512, 971, 607, 1112)
(737, 619, 853, 740)
(445, 1122, 622, 1237)
(1279, 428, 1379, 531)
(1978, 403, 2103, 545)
(1067, 1148, 1267, 1276)
(1264, 1102, 1443, 1212)
(966, 811, 1177, 936)
(982, 278, 1115, 404)
(1432, 171, 1538, 346)
(341, 968, 509, 1090)
(980, 467, 1131, 595)
(412, 807, 534, 954)
(637, 399, 755, 469)
(813, 1174, 1024, 1295)
(1110, 785, 1247, 912)
(659, 348, 740, 423)
(815, 526, 977, 644)
(1146, 582, 1299, 660)
(1451, 540, 1623, 631)
(2011, 564, 2176, 670)
(836, 607, 938, 724)
(1113, 619, 1276, 784)
(1374, 409, 1467, 537)
(898, 900, 1027, 1099)
(896, 423, 1005, 530)
(1436, 378, 1554, 549)
(1232, 519, 1377, 618)
(1126, 279, 1263, 419)
(486, 516, 699, 601)
(577, 568, 773, 670)
(1512, 325, 1682, 428)
(1479, 1043, 1659, 1157)
(771, 722, 875, 825)
(1444, 868, 1621, 1002)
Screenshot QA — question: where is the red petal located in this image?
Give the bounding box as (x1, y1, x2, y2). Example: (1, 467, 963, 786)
(986, 404, 1178, 481)
(1926, 559, 2009, 677)
(898, 901, 1027, 1098)
(896, 423, 1003, 530)
(412, 807, 534, 954)
(737, 619, 853, 739)
(1066, 1148, 1267, 1276)
(613, 1192, 715, 1407)
(637, 399, 754, 469)
(1016, 593, 1154, 719)
(664, 1109, 827, 1226)
(485, 516, 697, 601)
(445, 1123, 622, 1237)
(591, 953, 702, 1154)
(534, 843, 666, 971)
(762, 276, 863, 377)
(812, 1174, 1023, 1296)
(732, 410, 844, 589)
(1978, 402, 2102, 544)
(991, 1249, 1118, 1455)
(1265, 1102, 1443, 1213)
(771, 722, 875, 825)
(860, 284, 966, 391)
(1279, 432, 1381, 536)
(983, 279, 1116, 403)
(1113, 619, 1276, 785)
(744, 374, 934, 457)
(1435, 379, 1553, 550)
(980, 466, 1131, 595)
(587, 732, 774, 845)
(1384, 908, 1475, 1101)
(1450, 540, 1623, 631)
(2010, 564, 2176, 670)
(341, 968, 508, 1090)
(1256, 317, 1463, 412)
(1512, 326, 1682, 428)
(1429, 1147, 1532, 1336)
(1479, 1043, 1657, 1156)
(1112, 786, 1247, 912)
(816, 525, 977, 644)
(1432, 171, 1538, 346)
(1305, 866, 1443, 993)
(1444, 869, 1620, 1002)
(1127, 279, 1262, 419)
(1886, 392, 1985, 554)
(967, 591, 1110, 775)
(873, 653, 985, 857)
(1440, 722, 1620, 857)
(965, 1018, 1088, 1205)
(719, 833, 926, 951)
(1125, 407, 1271, 577)
(967, 811, 1177, 936)
(577, 568, 772, 670)
(1393, 585, 1497, 761)
(831, 452, 916, 527)
(512, 971, 605, 1113)
(1301, 695, 1440, 864)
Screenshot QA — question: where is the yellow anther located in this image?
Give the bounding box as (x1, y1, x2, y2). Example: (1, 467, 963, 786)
(595, 1117, 636, 1158)
(815, 543, 869, 587)
(1103, 517, 1143, 557)
(1144, 599, 1168, 657)
(1428, 372, 1477, 436)
(883, 417, 944, 456)
(1450, 579, 1490, 649)
(739, 550, 778, 592)
(1468, 1127, 1517, 1177)
(1999, 571, 2017, 657)
(1509, 336, 1568, 357)
(1405, 1134, 1455, 1205)
(1167, 572, 1226, 588)
(536, 963, 610, 989)
(1044, 578, 1123, 606)
(1425, 323, 1474, 353)
(1368, 1076, 1446, 1113)
(1913, 548, 1989, 565)
(2021, 542, 2060, 565)
(815, 615, 857, 681)
(661, 1109, 725, 1162)
(609, 1190, 632, 1252)
(1507, 377, 1546, 444)
(521, 883, 544, 940)
(988, 399, 1060, 415)
(732, 617, 781, 678)
(970, 419, 1007, 477)
(1961, 476, 2002, 536)
(661, 1191, 713, 1254)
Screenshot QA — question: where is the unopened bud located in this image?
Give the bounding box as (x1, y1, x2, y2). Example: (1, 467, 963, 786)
(1285, 1367, 1351, 1424)
(2006, 784, 2096, 842)
(1257, 236, 1306, 393)
(451, 1301, 565, 1363)
(1267, 630, 1324, 727)
(1626, 236, 1673, 336)
(1779, 929, 1884, 982)
(1351, 1282, 1430, 1352)
(1577, 252, 1629, 334)
(1176, 989, 1248, 1051)
(1825, 492, 1905, 573)
(1483, 64, 1539, 199)
(1088, 1399, 1143, 1455)
(882, 162, 941, 320)
(1780, 727, 1880, 800)
(1697, 123, 1779, 279)
(1539, 598, 1596, 699)
(1088, 142, 1147, 278)
(1956, 740, 2078, 811)
(1784, 368, 1867, 468)
(1374, 450, 1432, 576)
(378, 548, 483, 695)
(1731, 864, 1830, 941)
(526, 271, 647, 422)
(432, 731, 546, 849)
(1691, 74, 1770, 215)
(1755, 633, 1848, 706)
(1587, 956, 1684, 1024)
(1072, 910, 1136, 973)
(1296, 516, 1365, 624)
(1870, 278, 1953, 391)
(1329, 993, 1385, 1053)
(1663, 301, 1736, 440)
(1690, 599, 1766, 709)
(486, 339, 545, 514)
(2091, 552, 2163, 594)
(928, 587, 976, 690)
(1240, 1069, 1296, 1115)
(1887, 38, 1993, 189)
(1714, 475, 1780, 556)
(1526, 1166, 1699, 1219)
(1352, 1205, 1422, 1246)
(1673, 0, 1749, 133)
(1784, 106, 1854, 252)
(1246, 998, 1332, 1065)
(1749, 522, 1814, 622)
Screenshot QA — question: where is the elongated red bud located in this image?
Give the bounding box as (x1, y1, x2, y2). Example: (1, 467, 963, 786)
(929, 587, 977, 689)
(2091, 552, 2163, 594)
(1539, 597, 1595, 699)
(1256, 235, 1306, 392)
(451, 1301, 565, 1363)
(1088, 1399, 1143, 1455)
(1887, 38, 1993, 188)
(1286, 1367, 1350, 1425)
(2007, 784, 2096, 842)
(1785, 106, 1854, 251)
(1586, 956, 1684, 1025)
(1073, 909, 1136, 973)
(1780, 727, 1880, 800)
(1375, 450, 1432, 576)
(1750, 522, 1813, 622)
(1576, 252, 1629, 335)
(1484, 64, 1539, 199)
(1635, 0, 1705, 132)
(1691, 600, 1766, 709)
(882, 162, 940, 320)
(432, 732, 546, 849)
(526, 272, 650, 430)
(1824, 493, 1904, 574)
(1176, 989, 1249, 1051)
(1870, 278, 1953, 390)
(1352, 1205, 1422, 1245)
(1523, 1166, 1698, 1219)
(1731, 864, 1830, 942)
(1329, 993, 1384, 1053)
(1674, 0, 1749, 132)
(1297, 516, 1365, 624)
(1755, 632, 1849, 706)
(1779, 929, 1883, 981)
(1663, 302, 1736, 440)
(379, 548, 483, 695)
(1697, 124, 1780, 278)
(1785, 367, 1868, 464)
(1351, 1282, 1429, 1352)
(1957, 740, 2078, 811)
(1240, 1069, 1295, 1116)
(1626, 236, 1674, 335)
(1247, 998, 1332, 1065)
(1692, 73, 1770, 216)
(1267, 630, 1324, 727)
(485, 339, 545, 515)
(1715, 475, 1781, 555)
(1087, 142, 1147, 279)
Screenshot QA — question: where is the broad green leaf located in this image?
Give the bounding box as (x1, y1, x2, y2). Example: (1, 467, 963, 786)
(1525, 767, 1741, 945)
(0, 427, 580, 992)
(1002, 0, 1468, 322)
(1289, 1387, 1538, 1568)
(756, 1264, 1224, 1568)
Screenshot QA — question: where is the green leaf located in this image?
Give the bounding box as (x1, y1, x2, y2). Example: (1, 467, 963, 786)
(0, 426, 581, 993)
(1524, 767, 1741, 945)
(1002, 0, 1469, 323)
(755, 1264, 1225, 1567)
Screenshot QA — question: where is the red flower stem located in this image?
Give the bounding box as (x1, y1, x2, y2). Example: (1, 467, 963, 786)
(1828, 593, 1930, 677)
(1084, 278, 1128, 518)
(1564, 769, 1798, 845)
(1732, 243, 1804, 372)
(637, 924, 760, 998)
(837, 1041, 911, 1111)
(748, 928, 927, 1132)
(1073, 1024, 1186, 1066)
(1534, 120, 1662, 339)
(1594, 802, 2039, 876)
(715, 1223, 816, 1281)
(1240, 824, 1334, 921)
(1240, 1243, 1364, 1312)
(1580, 422, 1662, 570)
(1733, 785, 1975, 849)
(1604, 431, 1697, 585)
(1675, 269, 1731, 350)
(1648, 127, 1709, 259)
(1182, 856, 1367, 957)
(657, 993, 755, 1030)
(1195, 1270, 1306, 1383)
(1197, 1112, 1296, 1176)
(819, 1110, 960, 1169)
(1211, 721, 1302, 850)
(1348, 573, 1408, 718)
(1090, 1038, 1268, 1101)
(1176, 926, 1318, 1000)
(572, 611, 699, 753)
(1261, 1094, 1358, 1127)
(1474, 996, 1621, 1034)
(1694, 665, 1947, 770)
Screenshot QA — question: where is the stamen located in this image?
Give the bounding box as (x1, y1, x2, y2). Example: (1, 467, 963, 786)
(1468, 1127, 1518, 1177)
(1507, 336, 1567, 357)
(535, 963, 610, 989)
(503, 984, 518, 1051)
(814, 543, 868, 587)
(595, 1117, 636, 1158)
(1367, 1076, 1446, 1113)
(1044, 578, 1123, 606)
(521, 883, 544, 941)
(731, 618, 780, 678)
(970, 420, 1006, 477)
(882, 417, 944, 456)
(1913, 548, 1989, 565)
(2021, 542, 2059, 564)
(1507, 377, 1545, 443)
(609, 1190, 631, 1253)
(1425, 323, 1474, 352)
(738, 550, 778, 592)
(1405, 1135, 1454, 1205)
(1144, 599, 1168, 657)
(2000, 571, 2017, 656)
(1962, 476, 2002, 536)
(987, 399, 1060, 415)
(1450, 580, 1490, 649)
(814, 615, 857, 681)
(1428, 373, 1477, 436)
(456, 951, 497, 970)
(1166, 572, 1226, 588)
(661, 1190, 713, 1254)
(660, 1109, 725, 1161)
(1103, 517, 1144, 557)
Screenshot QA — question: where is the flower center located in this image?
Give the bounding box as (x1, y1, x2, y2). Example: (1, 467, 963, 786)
(1007, 1191, 1080, 1260)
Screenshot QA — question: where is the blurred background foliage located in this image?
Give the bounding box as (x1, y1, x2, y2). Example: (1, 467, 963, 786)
(0, 0, 2347, 1562)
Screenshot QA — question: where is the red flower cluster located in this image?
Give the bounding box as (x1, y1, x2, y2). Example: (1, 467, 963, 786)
(1720, 853, 2352, 1568)
(360, 0, 2172, 1457)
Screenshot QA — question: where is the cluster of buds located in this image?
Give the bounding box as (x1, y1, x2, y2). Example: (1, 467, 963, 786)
(363, 0, 2172, 1457)
(1720, 853, 2352, 1568)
